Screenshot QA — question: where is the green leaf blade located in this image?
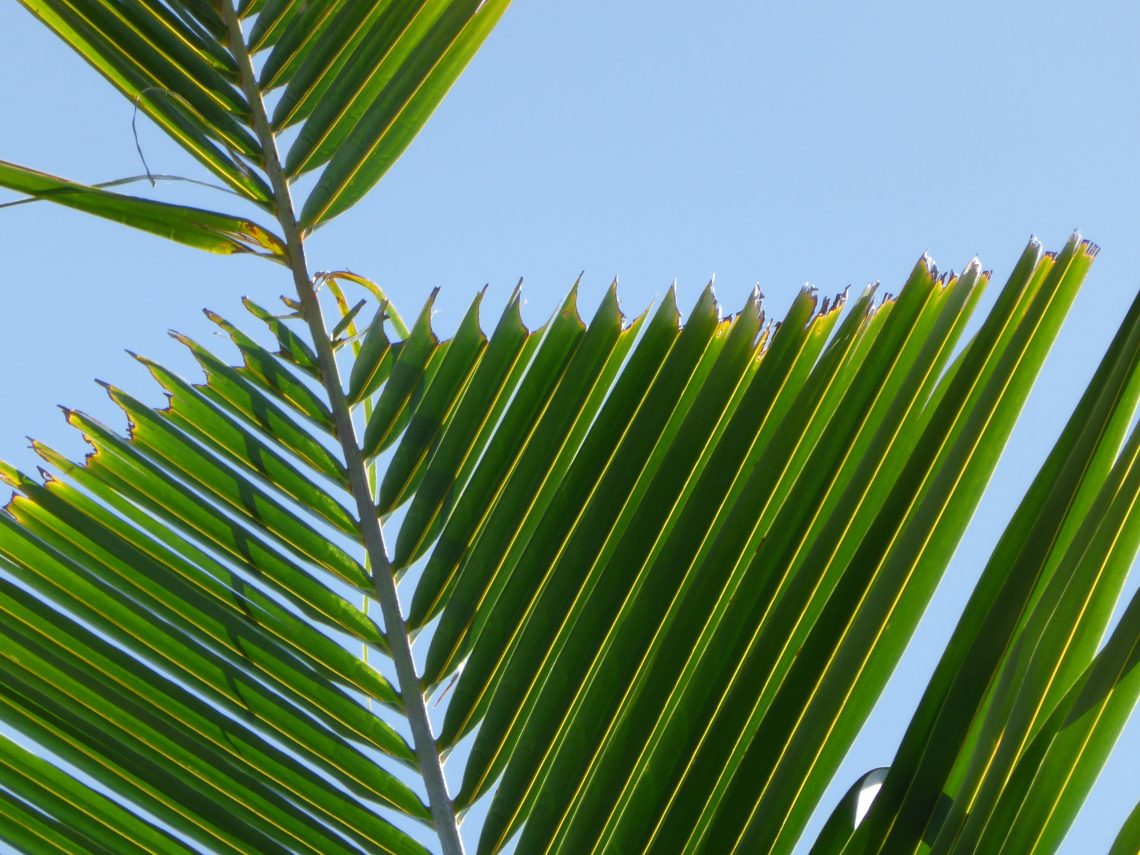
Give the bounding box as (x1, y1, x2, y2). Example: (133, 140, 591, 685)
(0, 161, 283, 257)
(296, 0, 513, 227)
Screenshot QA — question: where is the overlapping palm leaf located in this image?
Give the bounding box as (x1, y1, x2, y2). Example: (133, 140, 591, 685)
(2, 232, 1137, 852)
(2, 0, 511, 246)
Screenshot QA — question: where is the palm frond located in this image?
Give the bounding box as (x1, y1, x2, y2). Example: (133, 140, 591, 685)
(9, 0, 515, 246)
(0, 160, 285, 256)
(2, 234, 1135, 852)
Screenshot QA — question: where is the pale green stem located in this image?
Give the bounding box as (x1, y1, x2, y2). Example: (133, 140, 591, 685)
(325, 277, 380, 700)
(220, 5, 464, 853)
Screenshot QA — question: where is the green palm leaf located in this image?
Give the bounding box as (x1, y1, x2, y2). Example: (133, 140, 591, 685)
(3, 4, 1137, 853)
(294, 0, 513, 228)
(9, 0, 516, 246)
(0, 160, 284, 256)
(17, 0, 269, 203)
(2, 230, 1136, 852)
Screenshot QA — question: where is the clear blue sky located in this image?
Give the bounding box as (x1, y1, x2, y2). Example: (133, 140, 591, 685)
(1, 2, 1137, 852)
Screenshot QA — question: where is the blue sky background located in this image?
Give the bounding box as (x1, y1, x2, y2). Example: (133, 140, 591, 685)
(1, 1, 1138, 851)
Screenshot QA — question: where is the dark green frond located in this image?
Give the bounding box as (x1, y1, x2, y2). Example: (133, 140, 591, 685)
(1, 237, 1136, 854)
